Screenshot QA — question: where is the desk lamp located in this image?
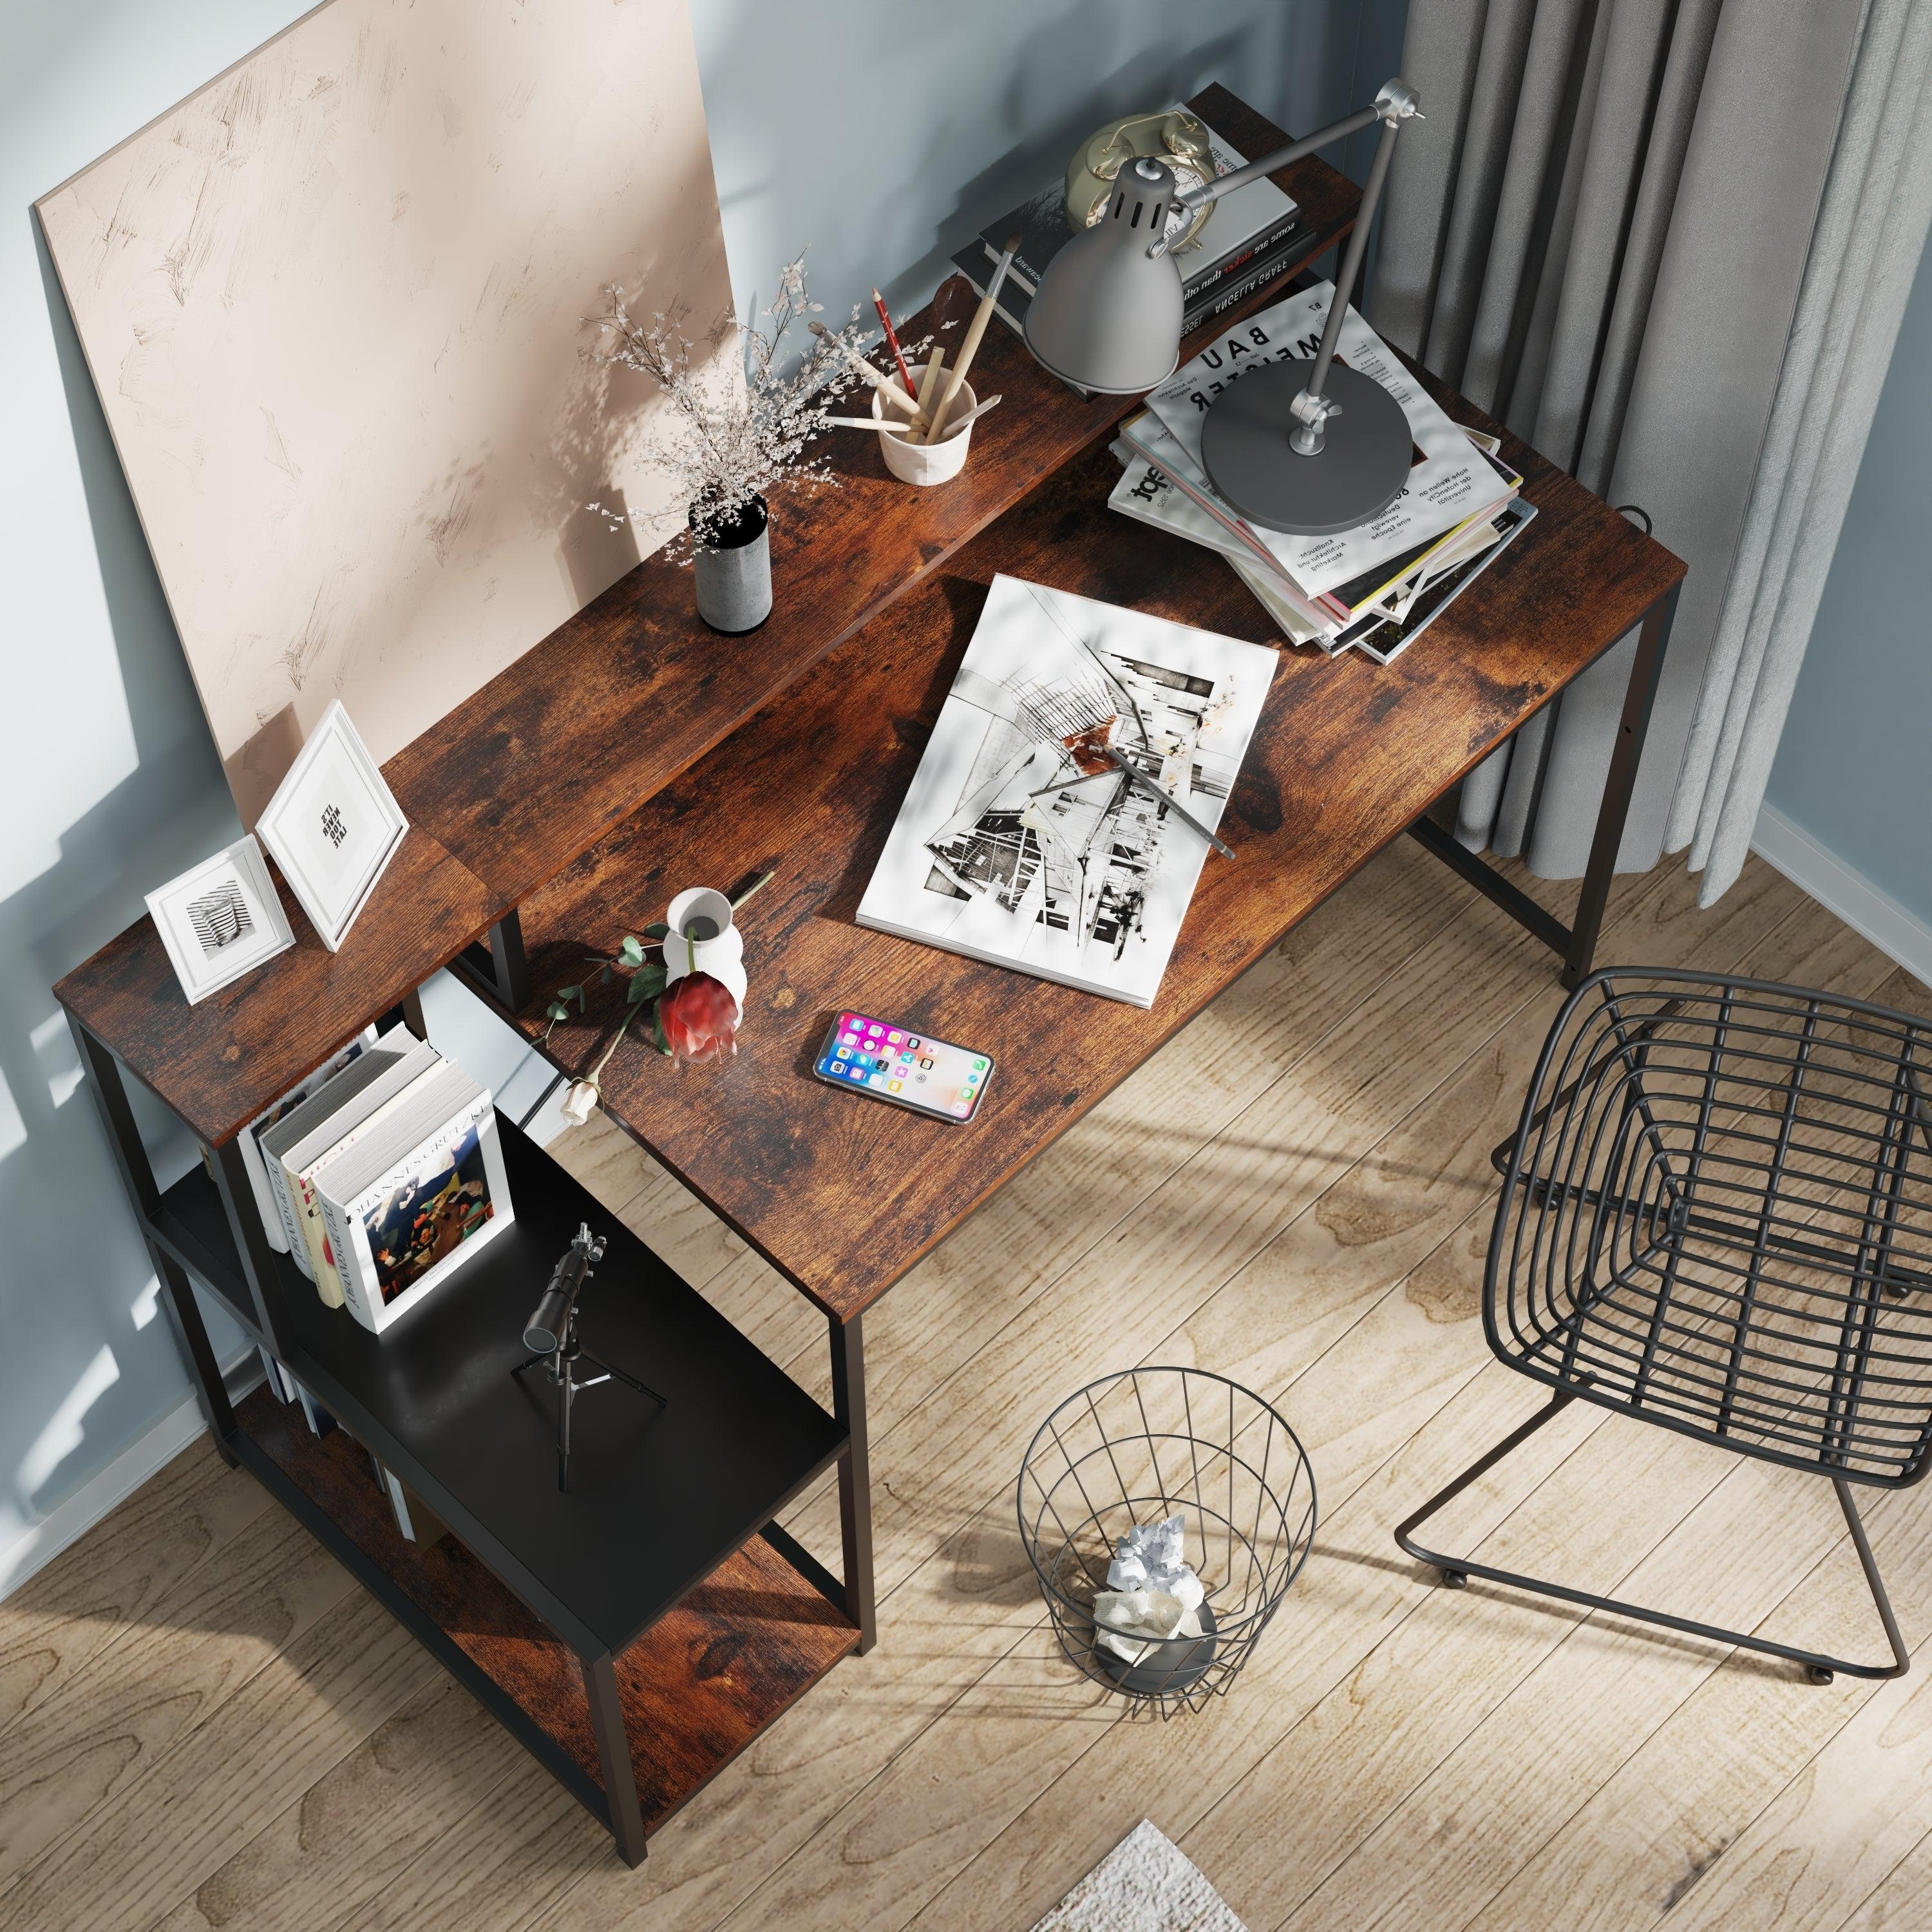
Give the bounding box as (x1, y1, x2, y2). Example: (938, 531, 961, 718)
(1024, 79, 1421, 536)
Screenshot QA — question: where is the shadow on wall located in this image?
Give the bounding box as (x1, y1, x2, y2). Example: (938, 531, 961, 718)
(689, 0, 1376, 351)
(0, 221, 246, 1553)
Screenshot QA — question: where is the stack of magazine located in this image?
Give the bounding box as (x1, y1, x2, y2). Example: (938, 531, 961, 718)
(238, 1025, 513, 1334)
(1110, 281, 1537, 663)
(951, 105, 1306, 342)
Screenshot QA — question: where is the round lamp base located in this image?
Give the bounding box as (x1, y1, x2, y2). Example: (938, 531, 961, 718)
(1199, 358, 1412, 536)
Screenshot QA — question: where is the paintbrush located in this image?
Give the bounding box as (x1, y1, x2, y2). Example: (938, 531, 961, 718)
(824, 415, 916, 433)
(1104, 748, 1236, 858)
(871, 289, 919, 402)
(934, 392, 1002, 436)
(923, 232, 1018, 442)
(809, 321, 926, 422)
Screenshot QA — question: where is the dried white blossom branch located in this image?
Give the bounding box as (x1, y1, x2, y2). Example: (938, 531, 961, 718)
(587, 251, 914, 554)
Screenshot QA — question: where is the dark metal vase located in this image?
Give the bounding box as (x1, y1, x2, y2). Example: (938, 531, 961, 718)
(691, 494, 772, 635)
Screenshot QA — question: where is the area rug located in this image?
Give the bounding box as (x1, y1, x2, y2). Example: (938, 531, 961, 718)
(1029, 1819, 1249, 1931)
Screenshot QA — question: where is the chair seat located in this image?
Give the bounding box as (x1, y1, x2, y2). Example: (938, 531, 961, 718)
(1488, 969, 1932, 1487)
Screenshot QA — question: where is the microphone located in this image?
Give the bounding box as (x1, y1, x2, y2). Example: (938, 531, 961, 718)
(524, 1223, 605, 1353)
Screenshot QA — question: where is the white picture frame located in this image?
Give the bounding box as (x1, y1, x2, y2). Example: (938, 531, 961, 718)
(146, 834, 296, 1005)
(256, 702, 408, 952)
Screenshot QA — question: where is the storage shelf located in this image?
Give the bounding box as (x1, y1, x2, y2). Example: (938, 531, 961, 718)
(152, 1115, 848, 1658)
(239, 1389, 858, 1840)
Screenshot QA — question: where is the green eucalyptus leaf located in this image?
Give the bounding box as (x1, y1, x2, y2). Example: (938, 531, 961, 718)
(619, 934, 646, 965)
(643, 922, 670, 941)
(546, 999, 569, 1022)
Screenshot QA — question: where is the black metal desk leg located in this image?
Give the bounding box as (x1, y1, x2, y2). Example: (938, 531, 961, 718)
(581, 1654, 647, 1866)
(208, 1137, 302, 1362)
(451, 910, 531, 1013)
(155, 1249, 240, 1463)
(831, 1312, 878, 1653)
(1564, 583, 1681, 989)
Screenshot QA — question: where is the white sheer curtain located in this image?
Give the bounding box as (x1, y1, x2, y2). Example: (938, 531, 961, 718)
(1370, 0, 1929, 895)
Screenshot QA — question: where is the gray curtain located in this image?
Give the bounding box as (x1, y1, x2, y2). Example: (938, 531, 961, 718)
(1670, 1, 1932, 900)
(1368, 0, 1868, 880)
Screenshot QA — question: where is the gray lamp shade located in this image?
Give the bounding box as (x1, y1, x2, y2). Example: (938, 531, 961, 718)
(1023, 158, 1186, 395)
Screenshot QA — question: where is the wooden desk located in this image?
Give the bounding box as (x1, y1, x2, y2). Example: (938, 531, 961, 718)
(52, 89, 1683, 1866)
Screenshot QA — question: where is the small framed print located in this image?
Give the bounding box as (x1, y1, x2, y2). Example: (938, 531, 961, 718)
(147, 835, 296, 1004)
(256, 702, 408, 952)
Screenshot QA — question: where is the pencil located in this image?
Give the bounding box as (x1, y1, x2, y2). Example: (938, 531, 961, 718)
(825, 415, 915, 432)
(923, 233, 1017, 442)
(871, 289, 918, 402)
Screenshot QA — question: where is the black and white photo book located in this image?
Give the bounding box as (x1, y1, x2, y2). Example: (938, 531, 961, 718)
(857, 575, 1275, 1008)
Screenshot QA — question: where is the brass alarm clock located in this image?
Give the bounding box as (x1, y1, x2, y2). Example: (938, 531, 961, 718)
(1064, 109, 1220, 253)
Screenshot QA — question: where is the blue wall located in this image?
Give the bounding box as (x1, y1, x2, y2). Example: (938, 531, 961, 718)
(1763, 232, 1932, 936)
(0, 0, 1404, 1587)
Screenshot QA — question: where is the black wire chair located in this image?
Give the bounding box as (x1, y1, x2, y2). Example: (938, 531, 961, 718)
(1397, 967, 1932, 1683)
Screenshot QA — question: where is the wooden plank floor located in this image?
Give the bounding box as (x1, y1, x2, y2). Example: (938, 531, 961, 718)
(6, 844, 1928, 1932)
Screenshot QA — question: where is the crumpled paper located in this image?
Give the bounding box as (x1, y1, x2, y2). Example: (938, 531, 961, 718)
(1094, 1515, 1206, 1663)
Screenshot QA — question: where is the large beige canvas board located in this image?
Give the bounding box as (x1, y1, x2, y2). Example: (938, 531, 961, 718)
(39, 0, 731, 821)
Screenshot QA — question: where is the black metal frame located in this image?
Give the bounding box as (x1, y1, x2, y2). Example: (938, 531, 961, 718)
(1406, 582, 1680, 989)
(1397, 967, 1932, 1684)
(67, 1001, 877, 1865)
(1017, 1367, 1318, 1716)
(450, 909, 532, 1012)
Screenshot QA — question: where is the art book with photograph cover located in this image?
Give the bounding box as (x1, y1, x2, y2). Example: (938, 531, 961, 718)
(319, 1077, 511, 1335)
(857, 574, 1276, 1008)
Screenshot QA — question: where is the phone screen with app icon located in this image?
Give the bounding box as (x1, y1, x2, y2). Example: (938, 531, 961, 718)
(812, 1012, 993, 1123)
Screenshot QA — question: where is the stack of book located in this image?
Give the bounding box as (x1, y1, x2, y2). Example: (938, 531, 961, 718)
(1109, 281, 1537, 663)
(238, 1025, 513, 1334)
(951, 106, 1306, 342)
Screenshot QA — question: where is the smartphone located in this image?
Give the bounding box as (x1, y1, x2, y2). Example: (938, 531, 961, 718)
(813, 1011, 994, 1123)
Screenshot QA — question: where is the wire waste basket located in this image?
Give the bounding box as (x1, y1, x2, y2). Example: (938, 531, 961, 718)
(1017, 1367, 1316, 1716)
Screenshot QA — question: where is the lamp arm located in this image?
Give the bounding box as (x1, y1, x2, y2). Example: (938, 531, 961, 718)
(1175, 104, 1383, 211)
(1295, 94, 1409, 444)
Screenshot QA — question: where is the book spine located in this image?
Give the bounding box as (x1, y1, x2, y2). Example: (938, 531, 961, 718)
(265, 1156, 312, 1277)
(296, 1170, 347, 1307)
(237, 1131, 290, 1253)
(1182, 237, 1306, 332)
(1117, 424, 1336, 634)
(331, 1200, 383, 1333)
(1182, 213, 1303, 300)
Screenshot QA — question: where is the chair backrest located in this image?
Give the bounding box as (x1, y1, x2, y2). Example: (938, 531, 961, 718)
(1487, 969, 1932, 1486)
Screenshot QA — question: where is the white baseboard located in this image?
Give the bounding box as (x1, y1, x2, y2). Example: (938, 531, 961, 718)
(1753, 804, 1932, 992)
(0, 1352, 261, 1601)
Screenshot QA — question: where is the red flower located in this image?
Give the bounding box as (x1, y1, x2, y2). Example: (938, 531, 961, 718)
(659, 971, 741, 1065)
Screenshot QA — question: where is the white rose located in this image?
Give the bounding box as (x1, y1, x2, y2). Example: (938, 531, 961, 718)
(559, 1079, 601, 1127)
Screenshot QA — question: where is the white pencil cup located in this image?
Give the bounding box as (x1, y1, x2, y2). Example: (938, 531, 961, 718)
(874, 374, 978, 486)
(663, 887, 747, 1009)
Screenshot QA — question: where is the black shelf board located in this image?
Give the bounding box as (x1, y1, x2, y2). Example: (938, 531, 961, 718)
(150, 1116, 848, 1658)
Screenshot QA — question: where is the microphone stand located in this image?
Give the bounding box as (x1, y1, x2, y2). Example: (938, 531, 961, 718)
(512, 1223, 666, 1492)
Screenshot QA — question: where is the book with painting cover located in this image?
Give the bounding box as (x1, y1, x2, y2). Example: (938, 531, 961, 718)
(317, 1075, 512, 1335)
(281, 1038, 444, 1302)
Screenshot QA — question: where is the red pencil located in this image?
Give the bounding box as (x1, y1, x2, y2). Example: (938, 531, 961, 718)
(871, 288, 918, 400)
